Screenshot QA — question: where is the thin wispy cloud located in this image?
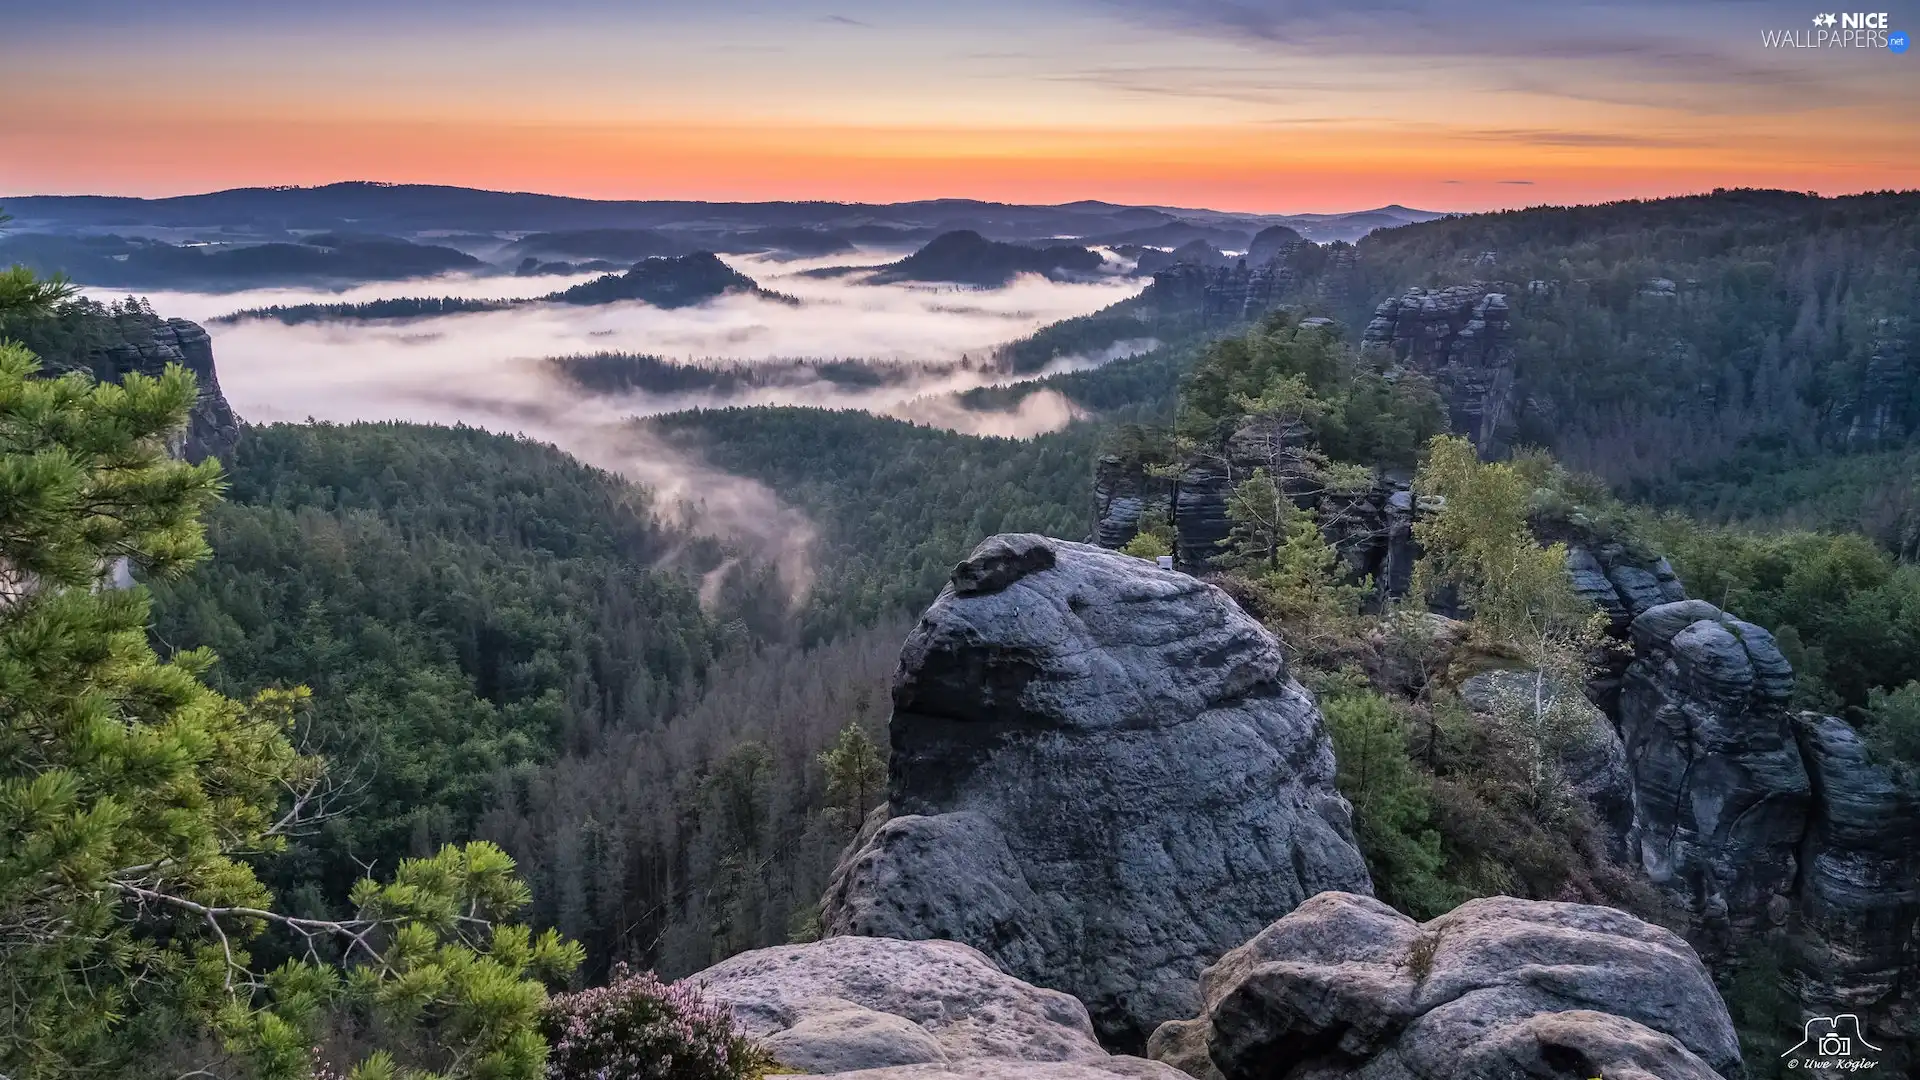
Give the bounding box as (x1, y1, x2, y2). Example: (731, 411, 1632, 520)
(1459, 128, 1702, 149)
(1093, 0, 1887, 113)
(1048, 64, 1375, 106)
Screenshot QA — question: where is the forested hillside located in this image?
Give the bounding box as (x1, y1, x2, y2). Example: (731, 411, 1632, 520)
(1340, 190, 1920, 518)
(964, 189, 1920, 544)
(481, 620, 907, 980)
(644, 407, 1101, 639)
(144, 423, 787, 911)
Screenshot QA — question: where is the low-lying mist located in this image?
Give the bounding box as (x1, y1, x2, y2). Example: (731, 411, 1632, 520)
(163, 251, 1148, 432)
(81, 270, 614, 324)
(92, 252, 1150, 604)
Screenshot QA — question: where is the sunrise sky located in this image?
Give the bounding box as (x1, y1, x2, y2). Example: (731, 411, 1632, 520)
(6, 0, 1916, 212)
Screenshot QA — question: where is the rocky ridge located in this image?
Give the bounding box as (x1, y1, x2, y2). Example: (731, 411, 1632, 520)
(1087, 453, 1919, 1048)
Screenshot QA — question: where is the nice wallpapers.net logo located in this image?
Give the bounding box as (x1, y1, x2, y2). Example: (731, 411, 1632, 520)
(1760, 11, 1908, 48)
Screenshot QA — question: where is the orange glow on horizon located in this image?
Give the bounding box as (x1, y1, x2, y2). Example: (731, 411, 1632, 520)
(5, 108, 1913, 213)
(8, 1, 1917, 213)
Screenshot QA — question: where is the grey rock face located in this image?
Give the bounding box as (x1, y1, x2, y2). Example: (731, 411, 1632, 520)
(1150, 891, 1742, 1080)
(89, 312, 241, 462)
(693, 935, 1182, 1078)
(1090, 455, 1172, 551)
(1617, 601, 1811, 957)
(822, 535, 1372, 1049)
(1563, 544, 1687, 632)
(1837, 318, 1913, 451)
(1145, 251, 1302, 326)
(1789, 714, 1920, 1014)
(1362, 283, 1517, 453)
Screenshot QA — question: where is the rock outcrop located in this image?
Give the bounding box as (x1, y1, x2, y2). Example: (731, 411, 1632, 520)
(1362, 284, 1517, 453)
(88, 310, 240, 462)
(1145, 252, 1302, 327)
(1787, 714, 1920, 1021)
(1561, 541, 1687, 633)
(1616, 600, 1812, 958)
(1148, 891, 1743, 1080)
(1837, 318, 1913, 451)
(1090, 455, 1172, 550)
(821, 534, 1373, 1049)
(694, 936, 1184, 1078)
(1594, 603, 1920, 1054)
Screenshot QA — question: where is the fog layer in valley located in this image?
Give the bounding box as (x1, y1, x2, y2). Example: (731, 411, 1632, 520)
(93, 252, 1150, 600)
(97, 251, 1148, 429)
(81, 270, 616, 324)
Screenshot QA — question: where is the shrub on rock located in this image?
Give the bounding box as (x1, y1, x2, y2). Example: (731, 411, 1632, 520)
(542, 965, 773, 1080)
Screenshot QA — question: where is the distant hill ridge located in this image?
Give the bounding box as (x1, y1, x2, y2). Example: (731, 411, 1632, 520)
(869, 230, 1104, 285)
(215, 251, 791, 324)
(1, 180, 1444, 244)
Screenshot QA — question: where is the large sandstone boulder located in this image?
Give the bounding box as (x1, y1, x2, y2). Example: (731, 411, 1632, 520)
(1617, 600, 1811, 956)
(821, 534, 1372, 1049)
(1149, 891, 1743, 1080)
(694, 935, 1185, 1078)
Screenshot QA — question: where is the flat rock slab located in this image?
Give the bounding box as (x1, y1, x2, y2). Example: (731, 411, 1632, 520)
(694, 936, 1122, 1075)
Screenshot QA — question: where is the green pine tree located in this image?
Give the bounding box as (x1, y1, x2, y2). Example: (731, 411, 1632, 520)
(0, 257, 580, 1080)
(818, 722, 886, 835)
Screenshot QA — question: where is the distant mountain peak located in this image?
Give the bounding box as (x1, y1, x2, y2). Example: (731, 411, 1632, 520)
(548, 251, 793, 308)
(873, 230, 1103, 286)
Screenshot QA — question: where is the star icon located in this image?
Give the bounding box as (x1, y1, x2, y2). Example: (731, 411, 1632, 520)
(1816, 13, 1838, 27)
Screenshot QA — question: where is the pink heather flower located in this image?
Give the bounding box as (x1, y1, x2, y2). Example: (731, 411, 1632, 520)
(542, 964, 763, 1080)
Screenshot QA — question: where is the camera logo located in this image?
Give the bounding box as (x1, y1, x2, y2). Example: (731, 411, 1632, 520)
(1782, 1014, 1882, 1070)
